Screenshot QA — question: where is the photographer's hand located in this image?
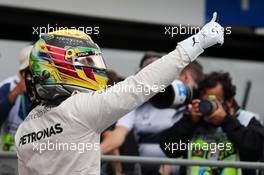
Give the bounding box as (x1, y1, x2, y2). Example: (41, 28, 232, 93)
(204, 100, 227, 125)
(190, 99, 203, 123)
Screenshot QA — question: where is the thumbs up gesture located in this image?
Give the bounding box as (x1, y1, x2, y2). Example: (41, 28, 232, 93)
(198, 12, 224, 49)
(178, 12, 224, 61)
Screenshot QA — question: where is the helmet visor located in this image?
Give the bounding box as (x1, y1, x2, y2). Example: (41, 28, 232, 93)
(75, 54, 106, 69)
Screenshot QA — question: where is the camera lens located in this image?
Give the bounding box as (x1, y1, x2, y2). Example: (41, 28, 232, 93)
(150, 80, 193, 109)
(199, 100, 218, 116)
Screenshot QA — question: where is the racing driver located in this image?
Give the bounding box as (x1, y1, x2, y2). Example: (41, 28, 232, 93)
(15, 13, 224, 175)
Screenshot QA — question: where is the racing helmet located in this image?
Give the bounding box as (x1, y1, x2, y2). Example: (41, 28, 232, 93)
(29, 29, 108, 101)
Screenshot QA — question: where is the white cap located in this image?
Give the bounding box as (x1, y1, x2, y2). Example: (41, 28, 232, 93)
(19, 45, 33, 71)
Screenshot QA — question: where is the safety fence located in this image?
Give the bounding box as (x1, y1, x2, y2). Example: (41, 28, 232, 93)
(1, 152, 264, 175)
(102, 155, 264, 170)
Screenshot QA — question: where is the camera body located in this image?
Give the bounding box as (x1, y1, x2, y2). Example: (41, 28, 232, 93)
(149, 80, 219, 118)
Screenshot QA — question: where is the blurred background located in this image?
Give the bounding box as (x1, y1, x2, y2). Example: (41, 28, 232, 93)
(0, 0, 263, 119)
(1, 1, 264, 175)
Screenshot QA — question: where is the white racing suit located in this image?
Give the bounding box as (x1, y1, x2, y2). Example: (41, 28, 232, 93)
(15, 45, 197, 175)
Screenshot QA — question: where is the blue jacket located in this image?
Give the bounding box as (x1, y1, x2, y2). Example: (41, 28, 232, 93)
(0, 75, 30, 151)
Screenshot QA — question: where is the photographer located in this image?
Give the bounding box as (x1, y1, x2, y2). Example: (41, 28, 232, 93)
(0, 46, 32, 151)
(101, 52, 204, 175)
(160, 71, 263, 175)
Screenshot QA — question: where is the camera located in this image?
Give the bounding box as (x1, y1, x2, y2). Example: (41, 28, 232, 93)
(149, 80, 194, 109)
(149, 80, 219, 117)
(198, 99, 218, 117)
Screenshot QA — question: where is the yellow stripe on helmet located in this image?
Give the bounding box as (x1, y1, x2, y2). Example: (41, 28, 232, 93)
(48, 29, 94, 43)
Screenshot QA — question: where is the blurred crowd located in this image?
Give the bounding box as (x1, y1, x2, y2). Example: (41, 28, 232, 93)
(1, 47, 264, 175)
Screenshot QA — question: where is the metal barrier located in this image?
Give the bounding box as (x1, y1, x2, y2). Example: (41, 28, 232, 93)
(0, 152, 19, 175)
(1, 152, 264, 175)
(102, 155, 264, 170)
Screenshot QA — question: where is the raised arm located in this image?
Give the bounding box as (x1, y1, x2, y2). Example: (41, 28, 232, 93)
(61, 12, 224, 133)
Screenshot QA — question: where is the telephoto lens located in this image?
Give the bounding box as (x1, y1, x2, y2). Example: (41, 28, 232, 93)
(198, 99, 218, 117)
(149, 80, 193, 109)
